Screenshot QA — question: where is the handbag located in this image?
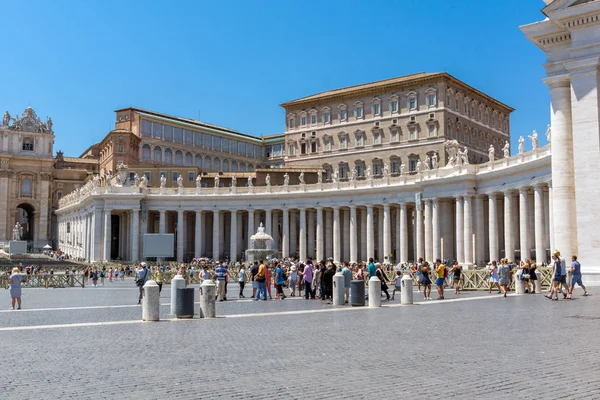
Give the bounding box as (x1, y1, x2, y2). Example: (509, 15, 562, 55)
(522, 273, 530, 280)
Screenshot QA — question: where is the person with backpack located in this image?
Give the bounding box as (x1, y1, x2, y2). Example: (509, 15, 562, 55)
(434, 259, 445, 300)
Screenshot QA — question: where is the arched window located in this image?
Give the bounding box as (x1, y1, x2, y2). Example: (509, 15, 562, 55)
(213, 157, 221, 171)
(231, 160, 238, 172)
(184, 152, 193, 166)
(204, 155, 212, 171)
(222, 159, 230, 172)
(153, 146, 162, 162)
(175, 150, 183, 165)
(21, 178, 32, 196)
(239, 162, 246, 172)
(164, 148, 173, 164)
(142, 144, 151, 161)
(195, 154, 202, 168)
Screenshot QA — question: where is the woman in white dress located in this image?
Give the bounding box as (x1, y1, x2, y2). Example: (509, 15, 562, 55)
(9, 267, 23, 310)
(488, 260, 500, 294)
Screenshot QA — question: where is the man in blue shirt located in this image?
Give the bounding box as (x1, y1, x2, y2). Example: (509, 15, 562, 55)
(136, 262, 149, 305)
(342, 262, 352, 304)
(215, 263, 228, 301)
(367, 258, 377, 279)
(567, 255, 589, 299)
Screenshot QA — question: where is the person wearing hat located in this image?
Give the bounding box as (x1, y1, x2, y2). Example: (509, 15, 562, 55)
(136, 262, 150, 305)
(289, 264, 298, 297)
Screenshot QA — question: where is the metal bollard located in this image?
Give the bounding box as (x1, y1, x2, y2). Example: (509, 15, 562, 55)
(333, 272, 345, 306)
(199, 279, 216, 318)
(170, 274, 186, 315)
(142, 280, 160, 321)
(368, 276, 381, 308)
(401, 274, 413, 305)
(534, 270, 542, 294)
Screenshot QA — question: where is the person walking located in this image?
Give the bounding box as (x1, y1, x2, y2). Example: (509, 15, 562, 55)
(100, 268, 106, 285)
(391, 270, 402, 300)
(265, 264, 273, 300)
(342, 262, 352, 304)
(114, 267, 119, 281)
(91, 268, 99, 287)
(498, 259, 511, 298)
(488, 261, 501, 294)
(546, 255, 562, 301)
(238, 264, 246, 298)
(434, 259, 446, 300)
(421, 262, 432, 300)
(9, 267, 23, 310)
(155, 267, 163, 293)
(250, 261, 259, 298)
(289, 265, 298, 297)
(253, 260, 268, 301)
(274, 264, 286, 300)
(567, 255, 589, 299)
(376, 263, 390, 301)
(215, 263, 228, 301)
(323, 262, 336, 301)
(450, 261, 462, 295)
(136, 263, 150, 305)
(303, 261, 315, 299)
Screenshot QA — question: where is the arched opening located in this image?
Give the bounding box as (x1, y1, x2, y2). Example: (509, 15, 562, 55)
(15, 203, 35, 241)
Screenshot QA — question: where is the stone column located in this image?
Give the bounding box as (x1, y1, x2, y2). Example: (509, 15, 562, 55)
(377, 209, 384, 261)
(299, 208, 307, 261)
(84, 214, 90, 261)
(0, 171, 9, 240)
(290, 210, 297, 257)
(534, 184, 545, 264)
(316, 207, 323, 261)
(399, 203, 408, 264)
(265, 209, 272, 237)
(282, 208, 289, 258)
(475, 195, 485, 266)
(424, 200, 432, 262)
(103, 209, 112, 261)
(463, 195, 473, 266)
(131, 208, 140, 262)
(176, 210, 184, 263)
(230, 210, 238, 263)
(548, 185, 554, 253)
(383, 204, 391, 263)
(546, 78, 578, 258)
(307, 210, 315, 259)
(38, 175, 50, 241)
(366, 205, 374, 260)
(325, 209, 332, 258)
(333, 206, 340, 263)
(432, 199, 441, 261)
(272, 211, 280, 252)
(395, 206, 401, 262)
(159, 210, 166, 234)
(360, 208, 367, 261)
(543, 187, 551, 258)
(519, 187, 530, 261)
(195, 211, 203, 258)
(247, 210, 255, 250)
(218, 212, 225, 258)
(236, 212, 243, 252)
(488, 194, 499, 262)
(349, 205, 358, 263)
(415, 202, 424, 261)
(504, 191, 515, 262)
(342, 209, 350, 262)
(455, 197, 464, 264)
(212, 210, 220, 260)
(92, 209, 102, 262)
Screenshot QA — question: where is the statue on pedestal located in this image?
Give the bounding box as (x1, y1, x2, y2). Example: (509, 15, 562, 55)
(247, 175, 253, 187)
(400, 163, 405, 176)
(383, 164, 389, 177)
(432, 153, 439, 169)
(106, 170, 113, 187)
(283, 173, 289, 186)
(196, 174, 202, 188)
(265, 174, 271, 187)
(502, 141, 510, 158)
(529, 130, 538, 149)
(545, 125, 551, 143)
(231, 175, 237, 187)
(365, 166, 371, 179)
(139, 175, 148, 189)
(317, 170, 322, 184)
(214, 175, 220, 188)
(3, 111, 10, 126)
(92, 174, 101, 188)
(298, 171, 305, 184)
(461, 147, 469, 165)
(12, 223, 22, 241)
(488, 145, 495, 162)
(423, 156, 431, 171)
(518, 136, 525, 154)
(133, 173, 140, 187)
(177, 174, 184, 188)
(416, 160, 422, 173)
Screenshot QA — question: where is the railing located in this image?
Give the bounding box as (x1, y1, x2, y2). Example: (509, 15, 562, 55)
(1, 274, 85, 289)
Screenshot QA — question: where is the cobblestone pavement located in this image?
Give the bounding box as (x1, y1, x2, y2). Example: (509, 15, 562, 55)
(1, 279, 599, 399)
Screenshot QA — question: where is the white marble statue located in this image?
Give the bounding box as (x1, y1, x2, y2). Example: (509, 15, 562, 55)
(133, 173, 140, 187)
(3, 111, 10, 126)
(247, 175, 253, 187)
(177, 175, 184, 188)
(265, 174, 271, 186)
(231, 175, 236, 187)
(416, 160, 422, 173)
(12, 223, 22, 241)
(283, 173, 289, 186)
(214, 175, 220, 188)
(545, 124, 551, 143)
(92, 174, 100, 187)
(160, 174, 166, 188)
(502, 141, 510, 158)
(332, 169, 338, 182)
(444, 140, 460, 167)
(139, 175, 148, 188)
(400, 162, 405, 176)
(317, 170, 322, 184)
(365, 167, 371, 179)
(461, 147, 469, 165)
(518, 136, 525, 154)
(298, 171, 305, 184)
(352, 168, 357, 181)
(423, 155, 431, 171)
(383, 164, 389, 177)
(431, 153, 439, 169)
(488, 145, 495, 162)
(529, 130, 538, 149)
(196, 174, 202, 188)
(106, 170, 113, 187)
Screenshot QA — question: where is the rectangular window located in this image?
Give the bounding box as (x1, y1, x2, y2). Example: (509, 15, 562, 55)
(213, 136, 221, 152)
(447, 95, 451, 107)
(152, 122, 163, 139)
(289, 118, 295, 129)
(221, 137, 229, 153)
(203, 134, 212, 149)
(409, 159, 417, 172)
(340, 136, 347, 149)
(354, 107, 363, 119)
(464, 103, 468, 114)
(391, 160, 399, 174)
(373, 134, 381, 145)
(339, 164, 347, 179)
(141, 119, 152, 138)
(230, 140, 237, 154)
(289, 145, 295, 156)
(311, 141, 317, 153)
(300, 116, 307, 126)
(409, 129, 416, 140)
(188, 171, 194, 182)
(239, 142, 246, 156)
(172, 171, 178, 182)
(324, 139, 331, 151)
(184, 130, 193, 145)
(322, 113, 330, 124)
(374, 162, 381, 176)
(22, 139, 34, 151)
(409, 97, 417, 109)
(455, 99, 459, 110)
(339, 110, 347, 121)
(428, 125, 436, 137)
(57, 192, 62, 201)
(356, 163, 365, 177)
(300, 142, 306, 154)
(310, 114, 317, 125)
(194, 132, 202, 147)
(246, 143, 253, 157)
(356, 135, 364, 147)
(390, 100, 398, 113)
(144, 171, 151, 181)
(478, 110, 482, 120)
(427, 94, 436, 107)
(173, 128, 183, 143)
(163, 125, 173, 142)
(373, 104, 381, 116)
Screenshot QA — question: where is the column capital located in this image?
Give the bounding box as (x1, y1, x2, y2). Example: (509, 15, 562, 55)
(542, 74, 570, 90)
(518, 186, 531, 194)
(503, 189, 516, 196)
(348, 204, 357, 209)
(533, 182, 547, 190)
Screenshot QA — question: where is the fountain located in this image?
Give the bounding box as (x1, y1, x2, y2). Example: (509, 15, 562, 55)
(245, 223, 276, 262)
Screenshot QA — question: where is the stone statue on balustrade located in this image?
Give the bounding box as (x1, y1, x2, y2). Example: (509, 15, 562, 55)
(214, 175, 220, 188)
(298, 171, 305, 184)
(317, 170, 322, 184)
(518, 136, 525, 154)
(92, 174, 101, 188)
(247, 175, 253, 187)
(133, 173, 140, 187)
(431, 153, 439, 169)
(139, 175, 148, 189)
(423, 155, 431, 171)
(3, 111, 9, 126)
(332, 169, 338, 182)
(177, 174, 184, 188)
(196, 174, 202, 188)
(283, 173, 289, 186)
(351, 168, 357, 181)
(265, 174, 271, 187)
(502, 141, 510, 158)
(365, 167, 371, 179)
(383, 164, 389, 177)
(444, 140, 460, 167)
(231, 175, 237, 187)
(545, 125, 551, 143)
(12, 223, 22, 241)
(488, 145, 495, 162)
(106, 170, 113, 187)
(400, 162, 405, 176)
(160, 174, 166, 188)
(529, 130, 538, 150)
(460, 147, 469, 165)
(416, 160, 422, 173)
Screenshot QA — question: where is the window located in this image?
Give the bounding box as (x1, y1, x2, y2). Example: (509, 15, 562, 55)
(408, 97, 417, 110)
(355, 161, 365, 177)
(144, 171, 151, 181)
(22, 138, 34, 151)
(354, 106, 363, 119)
(194, 132, 202, 147)
(390, 100, 398, 113)
(409, 159, 418, 172)
(324, 137, 332, 152)
(195, 154, 202, 168)
(57, 191, 62, 201)
(300, 116, 307, 127)
(311, 141, 317, 153)
(289, 118, 295, 129)
(289, 143, 295, 156)
(322, 112, 330, 124)
(222, 160, 230, 172)
(21, 178, 31, 196)
(214, 157, 221, 171)
(391, 158, 400, 174)
(373, 131, 382, 145)
(164, 148, 173, 164)
(213, 136, 221, 152)
(184, 130, 193, 146)
(184, 152, 192, 166)
(153, 123, 163, 139)
(427, 94, 436, 107)
(373, 160, 382, 176)
(447, 95, 451, 107)
(485, 111, 490, 124)
(142, 144, 151, 160)
(339, 134, 348, 149)
(163, 125, 173, 142)
(408, 127, 417, 140)
(152, 146, 161, 162)
(355, 132, 364, 147)
(478, 109, 482, 121)
(455, 99, 460, 110)
(203, 134, 212, 149)
(310, 114, 317, 125)
(428, 124, 436, 137)
(173, 128, 183, 143)
(339, 109, 347, 121)
(300, 142, 306, 154)
(391, 128, 399, 142)
(464, 102, 468, 114)
(372, 103, 381, 116)
(339, 163, 348, 180)
(204, 156, 212, 171)
(141, 120, 152, 138)
(172, 171, 178, 182)
(231, 160, 238, 171)
(175, 150, 183, 165)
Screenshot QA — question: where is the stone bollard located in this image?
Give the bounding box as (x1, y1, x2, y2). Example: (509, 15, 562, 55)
(515, 271, 525, 294)
(199, 279, 216, 318)
(368, 276, 381, 308)
(534, 270, 542, 294)
(170, 274, 186, 315)
(332, 272, 345, 306)
(142, 280, 160, 321)
(401, 274, 413, 305)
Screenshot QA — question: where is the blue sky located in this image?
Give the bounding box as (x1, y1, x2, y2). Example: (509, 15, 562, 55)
(0, 0, 549, 157)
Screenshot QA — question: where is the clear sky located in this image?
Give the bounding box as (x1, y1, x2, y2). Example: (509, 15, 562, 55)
(0, 0, 549, 157)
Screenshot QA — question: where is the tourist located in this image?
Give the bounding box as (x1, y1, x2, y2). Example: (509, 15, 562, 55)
(488, 261, 500, 294)
(342, 262, 352, 303)
(355, 262, 364, 281)
(317, 261, 326, 300)
(498, 259, 510, 298)
(567, 255, 589, 299)
(91, 268, 99, 287)
(323, 262, 336, 301)
(434, 259, 445, 300)
(529, 262, 538, 294)
(238, 264, 246, 298)
(414, 261, 423, 292)
(450, 261, 462, 295)
(253, 260, 268, 301)
(303, 261, 315, 299)
(376, 263, 390, 301)
(199, 265, 210, 283)
(250, 261, 259, 298)
(265, 264, 273, 300)
(155, 267, 163, 293)
(391, 270, 402, 300)
(84, 267, 89, 284)
(9, 267, 23, 310)
(546, 254, 562, 301)
(136, 263, 150, 305)
(274, 263, 286, 300)
(100, 267, 105, 285)
(215, 262, 228, 301)
(521, 259, 532, 293)
(421, 262, 432, 300)
(109, 268, 113, 282)
(288, 265, 298, 297)
(367, 258, 377, 279)
(297, 263, 304, 295)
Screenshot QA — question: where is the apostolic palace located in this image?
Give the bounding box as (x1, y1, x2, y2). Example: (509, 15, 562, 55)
(1, 1, 599, 281)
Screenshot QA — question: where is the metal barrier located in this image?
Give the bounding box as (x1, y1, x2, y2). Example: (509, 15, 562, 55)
(1, 274, 85, 289)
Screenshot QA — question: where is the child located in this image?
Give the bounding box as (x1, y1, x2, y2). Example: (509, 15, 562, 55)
(391, 270, 402, 300)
